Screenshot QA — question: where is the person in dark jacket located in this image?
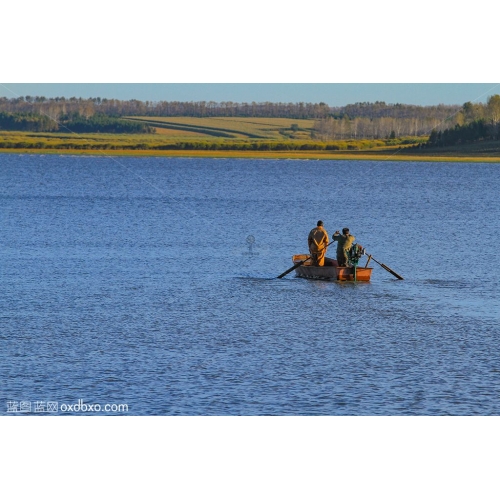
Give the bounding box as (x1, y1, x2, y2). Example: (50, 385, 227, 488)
(332, 227, 355, 267)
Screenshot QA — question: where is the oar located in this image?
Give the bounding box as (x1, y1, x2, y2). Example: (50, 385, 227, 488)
(277, 241, 334, 279)
(367, 254, 404, 280)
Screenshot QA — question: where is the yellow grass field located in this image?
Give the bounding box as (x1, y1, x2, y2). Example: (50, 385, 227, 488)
(152, 127, 212, 138)
(125, 116, 315, 139)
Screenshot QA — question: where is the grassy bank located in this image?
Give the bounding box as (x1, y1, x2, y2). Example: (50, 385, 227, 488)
(2, 147, 500, 163)
(0, 130, 414, 151)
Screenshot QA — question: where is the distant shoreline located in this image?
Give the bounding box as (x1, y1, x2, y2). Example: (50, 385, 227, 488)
(1, 148, 499, 163)
(2, 115, 499, 161)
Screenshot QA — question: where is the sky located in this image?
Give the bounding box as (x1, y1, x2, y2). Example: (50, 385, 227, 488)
(1, 83, 499, 106)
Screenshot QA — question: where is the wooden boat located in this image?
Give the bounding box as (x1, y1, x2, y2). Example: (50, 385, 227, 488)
(291, 254, 373, 281)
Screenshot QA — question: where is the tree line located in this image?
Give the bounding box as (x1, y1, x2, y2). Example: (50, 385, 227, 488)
(0, 111, 59, 132)
(425, 95, 500, 147)
(0, 95, 461, 122)
(0, 96, 333, 120)
(426, 120, 500, 147)
(0, 111, 155, 134)
(312, 116, 448, 140)
(314, 95, 500, 141)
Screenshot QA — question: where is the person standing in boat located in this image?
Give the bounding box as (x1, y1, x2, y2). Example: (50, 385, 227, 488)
(308, 220, 329, 266)
(333, 228, 355, 267)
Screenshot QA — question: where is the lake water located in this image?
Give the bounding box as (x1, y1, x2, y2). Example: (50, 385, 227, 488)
(1, 154, 499, 415)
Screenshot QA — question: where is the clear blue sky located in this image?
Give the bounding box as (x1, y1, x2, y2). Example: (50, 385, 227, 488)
(1, 83, 499, 107)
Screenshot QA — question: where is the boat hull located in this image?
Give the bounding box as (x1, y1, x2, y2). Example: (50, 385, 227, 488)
(292, 254, 372, 281)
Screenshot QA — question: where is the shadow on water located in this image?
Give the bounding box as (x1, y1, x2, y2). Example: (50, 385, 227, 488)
(234, 275, 374, 286)
(423, 279, 471, 288)
(234, 276, 276, 281)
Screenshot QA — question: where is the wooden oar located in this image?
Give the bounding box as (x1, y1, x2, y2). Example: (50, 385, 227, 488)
(368, 254, 404, 280)
(277, 241, 334, 279)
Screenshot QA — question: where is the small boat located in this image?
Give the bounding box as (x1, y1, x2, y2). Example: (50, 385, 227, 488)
(291, 254, 373, 281)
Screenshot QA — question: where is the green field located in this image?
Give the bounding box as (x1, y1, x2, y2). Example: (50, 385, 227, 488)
(0, 131, 173, 150)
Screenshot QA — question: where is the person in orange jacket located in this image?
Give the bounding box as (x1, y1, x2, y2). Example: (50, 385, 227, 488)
(308, 220, 329, 266)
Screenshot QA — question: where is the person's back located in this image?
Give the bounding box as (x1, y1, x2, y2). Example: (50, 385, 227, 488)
(332, 227, 355, 267)
(308, 220, 329, 266)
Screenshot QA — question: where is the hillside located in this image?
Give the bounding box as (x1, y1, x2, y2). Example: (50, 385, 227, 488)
(124, 116, 314, 139)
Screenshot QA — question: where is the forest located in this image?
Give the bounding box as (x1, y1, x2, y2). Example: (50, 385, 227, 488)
(418, 95, 500, 147)
(0, 111, 154, 134)
(313, 96, 500, 140)
(426, 120, 500, 147)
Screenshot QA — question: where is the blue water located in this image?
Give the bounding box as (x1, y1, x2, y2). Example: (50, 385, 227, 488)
(1, 154, 499, 415)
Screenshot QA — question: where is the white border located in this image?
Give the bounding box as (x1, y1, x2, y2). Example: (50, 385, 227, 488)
(2, 417, 498, 499)
(2, 1, 497, 82)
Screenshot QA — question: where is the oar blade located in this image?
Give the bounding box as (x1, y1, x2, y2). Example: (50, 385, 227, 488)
(380, 263, 404, 280)
(277, 260, 305, 279)
(368, 254, 404, 280)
